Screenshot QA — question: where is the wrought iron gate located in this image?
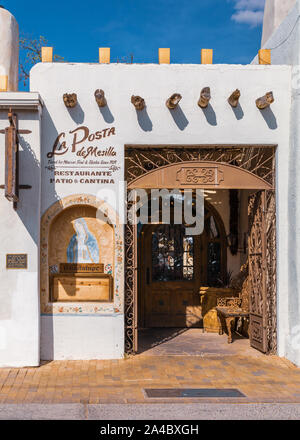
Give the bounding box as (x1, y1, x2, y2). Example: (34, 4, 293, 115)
(248, 190, 277, 354)
(124, 145, 276, 355)
(124, 202, 138, 354)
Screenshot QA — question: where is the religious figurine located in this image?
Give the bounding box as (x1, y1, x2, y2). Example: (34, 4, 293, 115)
(67, 218, 99, 263)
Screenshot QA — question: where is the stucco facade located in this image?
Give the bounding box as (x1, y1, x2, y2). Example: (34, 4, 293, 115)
(1, 3, 300, 366)
(1, 62, 291, 363)
(0, 93, 42, 367)
(0, 7, 18, 91)
(262, 0, 297, 46)
(253, 0, 300, 367)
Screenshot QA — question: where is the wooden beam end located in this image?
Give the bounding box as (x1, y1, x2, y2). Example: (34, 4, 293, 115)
(0, 75, 8, 92)
(259, 49, 271, 65)
(159, 48, 170, 64)
(41, 47, 53, 63)
(99, 48, 110, 64)
(201, 49, 213, 64)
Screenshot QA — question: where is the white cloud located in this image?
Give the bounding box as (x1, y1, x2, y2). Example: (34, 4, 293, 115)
(232, 10, 264, 26)
(234, 0, 265, 10)
(231, 0, 265, 27)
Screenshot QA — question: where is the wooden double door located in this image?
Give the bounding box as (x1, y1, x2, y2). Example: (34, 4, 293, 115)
(138, 205, 226, 328)
(139, 224, 202, 327)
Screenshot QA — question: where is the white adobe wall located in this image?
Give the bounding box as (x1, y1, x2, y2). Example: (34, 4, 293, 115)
(30, 62, 291, 361)
(0, 7, 19, 91)
(41, 315, 124, 360)
(262, 0, 297, 47)
(253, 1, 300, 366)
(0, 92, 42, 367)
(255, 1, 300, 65)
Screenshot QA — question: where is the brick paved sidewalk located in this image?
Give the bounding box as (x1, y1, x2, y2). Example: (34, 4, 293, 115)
(0, 347, 299, 404)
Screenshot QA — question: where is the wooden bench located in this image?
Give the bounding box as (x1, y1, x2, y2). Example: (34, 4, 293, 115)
(215, 276, 249, 344)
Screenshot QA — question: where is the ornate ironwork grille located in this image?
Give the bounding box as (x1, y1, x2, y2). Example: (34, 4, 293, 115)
(266, 190, 277, 354)
(124, 145, 276, 355)
(248, 190, 277, 354)
(151, 224, 194, 282)
(248, 191, 267, 352)
(124, 201, 138, 354)
(125, 145, 275, 187)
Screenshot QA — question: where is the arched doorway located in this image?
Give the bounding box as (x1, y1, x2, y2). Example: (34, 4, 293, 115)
(124, 145, 277, 355)
(138, 201, 227, 328)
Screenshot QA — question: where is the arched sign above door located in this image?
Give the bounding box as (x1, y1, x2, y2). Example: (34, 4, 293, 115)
(127, 160, 272, 190)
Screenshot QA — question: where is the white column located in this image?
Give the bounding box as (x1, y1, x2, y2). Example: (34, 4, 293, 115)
(0, 6, 19, 91)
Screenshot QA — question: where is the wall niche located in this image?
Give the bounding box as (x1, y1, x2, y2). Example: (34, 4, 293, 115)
(48, 204, 114, 302)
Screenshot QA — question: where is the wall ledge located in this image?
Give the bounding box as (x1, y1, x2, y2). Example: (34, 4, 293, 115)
(0, 92, 44, 111)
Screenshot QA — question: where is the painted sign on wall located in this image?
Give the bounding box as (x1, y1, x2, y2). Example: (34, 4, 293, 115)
(45, 125, 120, 185)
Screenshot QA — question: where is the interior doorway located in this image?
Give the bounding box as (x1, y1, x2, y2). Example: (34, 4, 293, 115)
(124, 145, 277, 355)
(138, 201, 227, 328)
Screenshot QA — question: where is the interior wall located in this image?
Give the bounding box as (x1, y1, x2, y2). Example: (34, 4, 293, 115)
(205, 189, 249, 279)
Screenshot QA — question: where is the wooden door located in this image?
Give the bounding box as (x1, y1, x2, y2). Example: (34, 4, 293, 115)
(248, 191, 267, 352)
(140, 224, 202, 328)
(248, 190, 277, 354)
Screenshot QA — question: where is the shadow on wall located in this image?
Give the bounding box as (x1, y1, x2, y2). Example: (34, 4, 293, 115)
(66, 102, 85, 124)
(0, 107, 62, 361)
(259, 107, 278, 130)
(136, 108, 153, 131)
(168, 106, 189, 130)
(17, 136, 41, 245)
(231, 103, 244, 121)
(13, 110, 60, 246)
(201, 104, 217, 126)
(20, 107, 62, 361)
(99, 104, 115, 124)
(40, 105, 66, 361)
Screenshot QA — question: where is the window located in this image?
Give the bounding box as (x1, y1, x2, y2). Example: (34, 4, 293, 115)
(148, 202, 226, 287)
(151, 225, 194, 282)
(204, 207, 224, 287)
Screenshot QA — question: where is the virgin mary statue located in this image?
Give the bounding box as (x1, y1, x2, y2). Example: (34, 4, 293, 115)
(67, 218, 100, 263)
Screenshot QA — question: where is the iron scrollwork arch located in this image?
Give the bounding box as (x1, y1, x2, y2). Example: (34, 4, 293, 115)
(124, 145, 276, 355)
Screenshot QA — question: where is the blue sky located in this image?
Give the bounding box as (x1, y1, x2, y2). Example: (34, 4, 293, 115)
(7, 0, 265, 68)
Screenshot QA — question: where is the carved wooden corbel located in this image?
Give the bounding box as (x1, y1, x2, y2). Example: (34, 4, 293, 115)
(256, 91, 274, 110)
(198, 87, 211, 108)
(228, 89, 241, 108)
(63, 93, 77, 108)
(166, 93, 182, 109)
(131, 95, 145, 111)
(94, 89, 107, 107)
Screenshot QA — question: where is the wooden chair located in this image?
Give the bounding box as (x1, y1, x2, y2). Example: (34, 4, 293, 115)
(215, 277, 249, 343)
